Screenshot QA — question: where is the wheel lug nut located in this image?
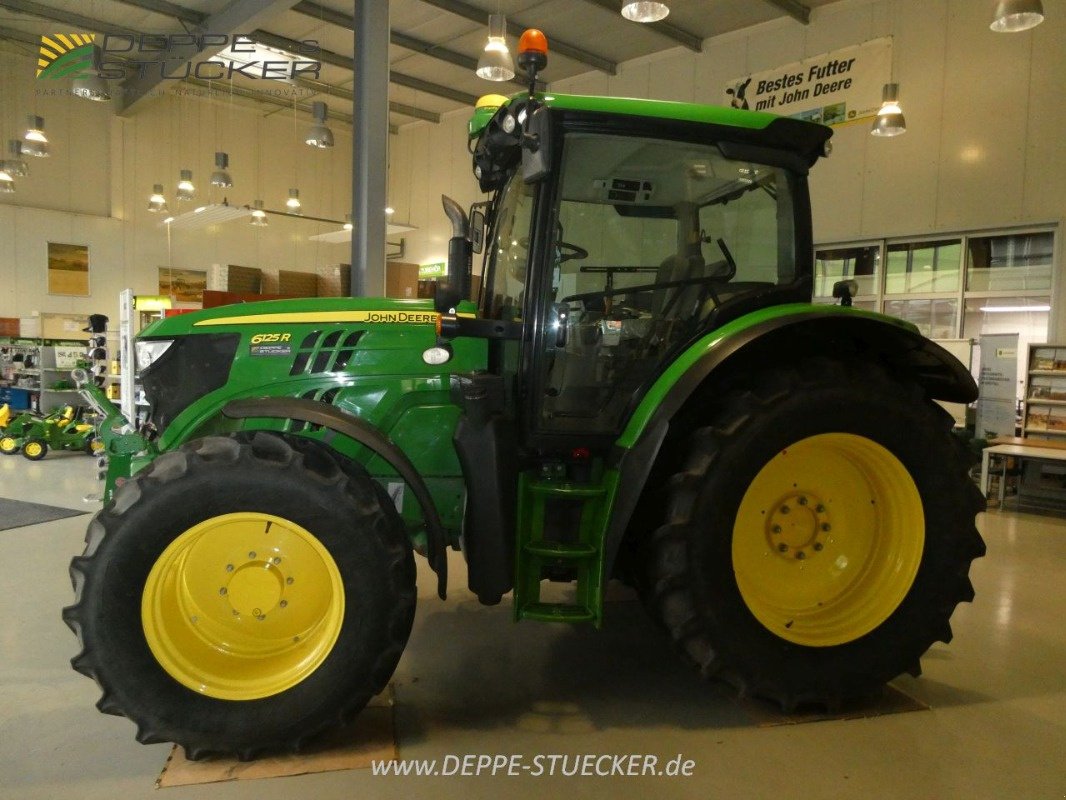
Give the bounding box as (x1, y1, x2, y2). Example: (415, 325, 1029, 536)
(815, 505, 825, 513)
(272, 557, 281, 565)
(777, 543, 789, 552)
(771, 525, 782, 534)
(796, 551, 806, 560)
(280, 600, 288, 608)
(257, 615, 266, 621)
(286, 577, 294, 585)
(780, 505, 790, 514)
(225, 564, 234, 572)
(219, 587, 227, 596)
(797, 497, 808, 506)
(813, 542, 824, 551)
(821, 523, 831, 532)
(248, 551, 257, 559)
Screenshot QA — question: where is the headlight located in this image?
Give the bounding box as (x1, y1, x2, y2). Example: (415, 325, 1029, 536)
(135, 339, 174, 371)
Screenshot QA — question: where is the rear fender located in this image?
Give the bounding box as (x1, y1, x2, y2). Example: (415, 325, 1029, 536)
(603, 306, 978, 579)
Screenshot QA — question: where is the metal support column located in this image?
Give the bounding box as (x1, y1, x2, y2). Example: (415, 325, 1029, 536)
(351, 0, 389, 297)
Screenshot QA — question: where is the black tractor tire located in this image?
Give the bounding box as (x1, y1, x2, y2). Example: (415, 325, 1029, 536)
(646, 357, 985, 709)
(83, 436, 104, 456)
(22, 439, 48, 460)
(62, 432, 416, 760)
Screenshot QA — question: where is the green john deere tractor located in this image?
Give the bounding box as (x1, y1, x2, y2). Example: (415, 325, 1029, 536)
(64, 32, 984, 760)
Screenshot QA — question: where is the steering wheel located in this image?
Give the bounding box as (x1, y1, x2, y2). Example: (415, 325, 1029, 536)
(557, 241, 589, 264)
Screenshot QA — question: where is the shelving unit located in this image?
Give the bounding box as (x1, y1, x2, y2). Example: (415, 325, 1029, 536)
(1022, 344, 1066, 438)
(0, 337, 87, 412)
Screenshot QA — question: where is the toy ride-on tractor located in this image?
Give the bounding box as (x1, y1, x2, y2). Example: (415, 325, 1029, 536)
(19, 405, 101, 461)
(63, 30, 984, 760)
(1, 405, 74, 456)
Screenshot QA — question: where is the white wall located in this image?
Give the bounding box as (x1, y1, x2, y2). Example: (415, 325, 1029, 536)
(392, 0, 1066, 329)
(0, 43, 360, 321)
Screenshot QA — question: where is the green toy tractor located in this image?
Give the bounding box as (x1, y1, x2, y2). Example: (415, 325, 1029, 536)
(1, 405, 83, 457)
(18, 405, 101, 460)
(63, 33, 983, 760)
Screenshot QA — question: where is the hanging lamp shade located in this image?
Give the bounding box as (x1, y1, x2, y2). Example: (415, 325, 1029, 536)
(870, 83, 906, 137)
(0, 165, 14, 193)
(21, 116, 49, 157)
(250, 199, 268, 226)
(71, 49, 111, 102)
(176, 169, 195, 200)
(148, 184, 168, 213)
(305, 102, 334, 148)
(621, 1, 670, 22)
(210, 152, 233, 188)
(286, 188, 302, 213)
(6, 141, 28, 177)
(476, 14, 516, 81)
(990, 0, 1044, 31)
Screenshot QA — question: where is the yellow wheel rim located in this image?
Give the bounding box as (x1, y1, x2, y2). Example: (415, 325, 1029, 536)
(732, 433, 924, 647)
(0, 437, 17, 453)
(24, 442, 43, 458)
(142, 512, 345, 700)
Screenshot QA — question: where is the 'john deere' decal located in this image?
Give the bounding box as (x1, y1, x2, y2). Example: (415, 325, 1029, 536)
(196, 311, 459, 327)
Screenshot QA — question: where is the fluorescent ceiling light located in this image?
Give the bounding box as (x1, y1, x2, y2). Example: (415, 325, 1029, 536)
(161, 202, 251, 229)
(978, 304, 1051, 313)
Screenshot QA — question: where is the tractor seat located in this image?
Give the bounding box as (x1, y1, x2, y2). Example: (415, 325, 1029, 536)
(0, 404, 9, 428)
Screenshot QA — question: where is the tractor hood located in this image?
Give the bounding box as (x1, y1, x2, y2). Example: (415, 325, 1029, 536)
(139, 296, 467, 339)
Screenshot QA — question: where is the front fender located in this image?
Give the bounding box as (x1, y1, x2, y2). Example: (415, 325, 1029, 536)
(222, 397, 449, 600)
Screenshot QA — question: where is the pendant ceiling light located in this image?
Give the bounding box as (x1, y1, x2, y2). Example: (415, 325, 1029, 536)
(21, 116, 49, 157)
(210, 152, 233, 187)
(6, 141, 28, 177)
(990, 0, 1045, 31)
(476, 14, 515, 81)
(870, 82, 906, 137)
(0, 165, 15, 193)
(305, 102, 334, 148)
(286, 188, 302, 213)
(621, 1, 670, 22)
(250, 199, 268, 226)
(71, 48, 111, 101)
(148, 184, 168, 213)
(176, 169, 195, 201)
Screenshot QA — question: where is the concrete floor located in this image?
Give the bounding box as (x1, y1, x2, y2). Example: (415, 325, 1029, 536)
(0, 453, 1063, 800)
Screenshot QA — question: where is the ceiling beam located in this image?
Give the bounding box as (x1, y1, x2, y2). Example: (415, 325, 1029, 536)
(284, 73, 441, 123)
(0, 23, 40, 46)
(760, 0, 811, 25)
(575, 0, 702, 52)
(110, 0, 203, 25)
(252, 29, 479, 106)
(183, 75, 399, 134)
(0, 0, 134, 35)
(416, 0, 617, 75)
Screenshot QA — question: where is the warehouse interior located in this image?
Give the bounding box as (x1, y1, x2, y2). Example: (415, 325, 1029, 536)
(0, 0, 1064, 798)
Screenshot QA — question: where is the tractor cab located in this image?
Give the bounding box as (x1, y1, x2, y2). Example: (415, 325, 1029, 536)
(466, 95, 828, 447)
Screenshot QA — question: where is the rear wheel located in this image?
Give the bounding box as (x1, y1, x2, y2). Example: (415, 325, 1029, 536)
(62, 433, 416, 759)
(84, 437, 104, 456)
(22, 439, 47, 460)
(647, 358, 985, 707)
(0, 436, 19, 455)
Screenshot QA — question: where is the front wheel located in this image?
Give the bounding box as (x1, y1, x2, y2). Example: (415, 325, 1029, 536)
(22, 439, 48, 460)
(0, 435, 20, 455)
(647, 358, 985, 707)
(62, 433, 416, 759)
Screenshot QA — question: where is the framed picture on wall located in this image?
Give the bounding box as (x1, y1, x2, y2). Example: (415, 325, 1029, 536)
(47, 242, 90, 296)
(158, 268, 207, 304)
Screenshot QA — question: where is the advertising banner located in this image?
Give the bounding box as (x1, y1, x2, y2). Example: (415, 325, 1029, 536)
(724, 37, 892, 126)
(976, 334, 1020, 439)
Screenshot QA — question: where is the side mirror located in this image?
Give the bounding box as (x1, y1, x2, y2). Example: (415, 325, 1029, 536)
(470, 208, 486, 255)
(521, 105, 552, 183)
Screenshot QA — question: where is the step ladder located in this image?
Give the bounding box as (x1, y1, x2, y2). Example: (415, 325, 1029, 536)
(514, 473, 607, 625)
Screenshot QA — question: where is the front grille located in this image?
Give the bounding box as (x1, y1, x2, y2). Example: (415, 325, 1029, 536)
(289, 330, 365, 376)
(141, 334, 240, 432)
